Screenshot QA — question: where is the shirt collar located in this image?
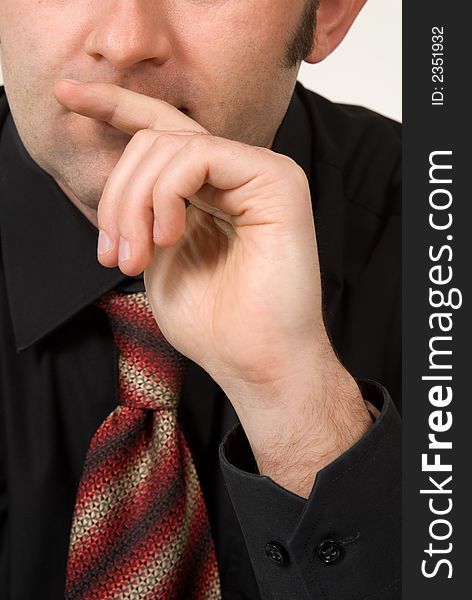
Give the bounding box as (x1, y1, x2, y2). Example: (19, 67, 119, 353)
(0, 82, 312, 352)
(0, 111, 127, 351)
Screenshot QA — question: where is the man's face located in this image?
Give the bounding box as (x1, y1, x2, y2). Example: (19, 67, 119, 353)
(0, 0, 312, 212)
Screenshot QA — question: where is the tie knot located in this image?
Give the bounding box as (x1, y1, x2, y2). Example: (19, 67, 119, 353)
(96, 290, 186, 411)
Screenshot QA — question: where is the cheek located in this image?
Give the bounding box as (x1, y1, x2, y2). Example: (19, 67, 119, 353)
(0, 3, 92, 167)
(174, 14, 281, 98)
(165, 4, 295, 142)
(1, 2, 89, 83)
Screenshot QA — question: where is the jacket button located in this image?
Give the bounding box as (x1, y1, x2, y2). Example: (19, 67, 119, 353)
(317, 539, 342, 564)
(265, 542, 288, 566)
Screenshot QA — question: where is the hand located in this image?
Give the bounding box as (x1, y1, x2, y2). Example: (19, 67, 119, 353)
(54, 80, 372, 498)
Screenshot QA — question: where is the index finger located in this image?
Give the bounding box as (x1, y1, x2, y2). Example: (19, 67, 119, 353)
(53, 80, 208, 136)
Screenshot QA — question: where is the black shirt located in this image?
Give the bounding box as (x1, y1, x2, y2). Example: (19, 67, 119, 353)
(0, 82, 401, 600)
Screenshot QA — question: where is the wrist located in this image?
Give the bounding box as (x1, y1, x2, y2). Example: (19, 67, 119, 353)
(224, 362, 373, 498)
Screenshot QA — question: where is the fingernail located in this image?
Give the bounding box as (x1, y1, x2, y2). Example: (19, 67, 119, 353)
(118, 237, 131, 262)
(153, 219, 160, 240)
(97, 229, 112, 255)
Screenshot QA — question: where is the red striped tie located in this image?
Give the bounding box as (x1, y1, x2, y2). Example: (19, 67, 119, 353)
(65, 290, 221, 599)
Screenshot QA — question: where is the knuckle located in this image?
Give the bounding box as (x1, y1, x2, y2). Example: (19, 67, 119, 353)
(278, 154, 308, 183)
(152, 132, 181, 149)
(132, 128, 156, 144)
(187, 132, 212, 151)
(246, 144, 273, 164)
(277, 153, 297, 170)
(118, 187, 152, 219)
(152, 177, 170, 202)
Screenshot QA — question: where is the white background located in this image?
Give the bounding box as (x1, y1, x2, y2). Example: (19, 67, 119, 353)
(0, 0, 401, 122)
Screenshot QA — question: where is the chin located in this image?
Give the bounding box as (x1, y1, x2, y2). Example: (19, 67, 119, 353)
(55, 162, 113, 213)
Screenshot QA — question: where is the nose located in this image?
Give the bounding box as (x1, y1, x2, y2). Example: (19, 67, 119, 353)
(85, 0, 172, 70)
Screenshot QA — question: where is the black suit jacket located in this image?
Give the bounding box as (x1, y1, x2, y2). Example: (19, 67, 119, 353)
(0, 82, 401, 599)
